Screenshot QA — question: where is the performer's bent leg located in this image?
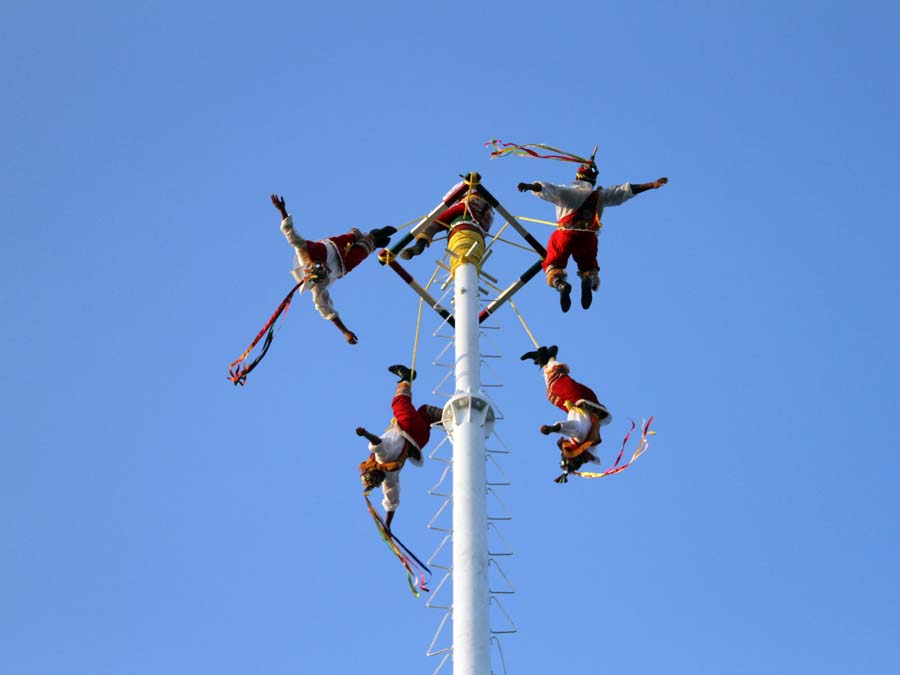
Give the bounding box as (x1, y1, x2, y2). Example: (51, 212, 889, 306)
(422, 220, 446, 243)
(571, 231, 600, 291)
(542, 230, 573, 286)
(391, 383, 431, 443)
(329, 229, 374, 274)
(543, 361, 600, 413)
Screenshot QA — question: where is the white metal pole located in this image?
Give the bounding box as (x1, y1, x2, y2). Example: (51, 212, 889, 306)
(449, 258, 491, 675)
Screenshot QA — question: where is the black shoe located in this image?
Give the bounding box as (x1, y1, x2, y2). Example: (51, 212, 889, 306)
(371, 226, 397, 248)
(399, 238, 427, 260)
(580, 276, 593, 309)
(557, 281, 572, 313)
(519, 345, 558, 367)
(520, 349, 541, 365)
(388, 364, 416, 382)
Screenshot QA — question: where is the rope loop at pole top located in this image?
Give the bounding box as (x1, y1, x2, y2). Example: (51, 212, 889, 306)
(448, 226, 486, 275)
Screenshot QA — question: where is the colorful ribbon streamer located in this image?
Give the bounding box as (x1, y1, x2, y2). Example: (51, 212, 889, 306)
(555, 417, 656, 482)
(365, 495, 431, 598)
(227, 282, 301, 386)
(485, 138, 592, 164)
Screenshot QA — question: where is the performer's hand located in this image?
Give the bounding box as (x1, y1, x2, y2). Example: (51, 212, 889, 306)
(270, 194, 289, 219)
(355, 426, 368, 437)
(344, 330, 359, 345)
(517, 182, 535, 193)
(653, 177, 668, 189)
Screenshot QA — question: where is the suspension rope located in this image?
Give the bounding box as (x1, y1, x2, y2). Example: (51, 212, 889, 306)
(490, 236, 541, 254)
(394, 214, 428, 231)
(484, 221, 511, 254)
(408, 258, 445, 391)
(515, 215, 557, 227)
(509, 299, 539, 348)
(411, 297, 424, 388)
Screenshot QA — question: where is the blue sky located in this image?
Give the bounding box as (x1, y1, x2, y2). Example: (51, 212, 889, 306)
(2, 1, 899, 673)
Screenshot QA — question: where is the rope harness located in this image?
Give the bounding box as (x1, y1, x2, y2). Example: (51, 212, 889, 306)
(227, 213, 426, 386)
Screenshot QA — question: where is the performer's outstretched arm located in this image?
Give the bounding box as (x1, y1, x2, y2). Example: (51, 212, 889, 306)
(382, 474, 400, 528)
(272, 193, 310, 261)
(332, 316, 358, 345)
(630, 177, 668, 195)
(271, 193, 289, 220)
(308, 280, 357, 344)
(356, 426, 381, 445)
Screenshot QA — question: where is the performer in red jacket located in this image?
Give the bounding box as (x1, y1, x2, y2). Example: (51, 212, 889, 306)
(518, 162, 667, 312)
(521, 345, 613, 478)
(356, 365, 443, 532)
(272, 194, 395, 344)
(398, 176, 494, 260)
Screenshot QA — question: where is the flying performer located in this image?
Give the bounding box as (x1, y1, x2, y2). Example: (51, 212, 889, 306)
(517, 160, 668, 312)
(356, 365, 443, 532)
(398, 173, 494, 260)
(521, 345, 613, 480)
(272, 194, 396, 344)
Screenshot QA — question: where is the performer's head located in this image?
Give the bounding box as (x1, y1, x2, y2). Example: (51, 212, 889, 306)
(303, 261, 328, 283)
(361, 468, 386, 493)
(558, 437, 597, 467)
(575, 161, 598, 185)
(558, 448, 595, 474)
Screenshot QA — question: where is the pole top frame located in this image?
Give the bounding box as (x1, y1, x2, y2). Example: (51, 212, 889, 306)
(379, 173, 549, 326)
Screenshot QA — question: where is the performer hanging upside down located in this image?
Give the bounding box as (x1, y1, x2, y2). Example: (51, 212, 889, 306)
(399, 173, 494, 260)
(521, 345, 613, 479)
(271, 194, 396, 344)
(356, 365, 444, 532)
(517, 162, 667, 312)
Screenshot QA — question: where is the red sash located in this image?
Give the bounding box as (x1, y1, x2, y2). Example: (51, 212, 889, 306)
(558, 189, 600, 231)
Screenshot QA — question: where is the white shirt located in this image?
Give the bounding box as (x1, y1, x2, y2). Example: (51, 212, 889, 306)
(280, 215, 340, 321)
(535, 180, 634, 226)
(556, 408, 594, 443)
(369, 425, 407, 513)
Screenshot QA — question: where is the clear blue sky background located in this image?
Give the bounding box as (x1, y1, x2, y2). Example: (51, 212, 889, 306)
(2, 1, 899, 673)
